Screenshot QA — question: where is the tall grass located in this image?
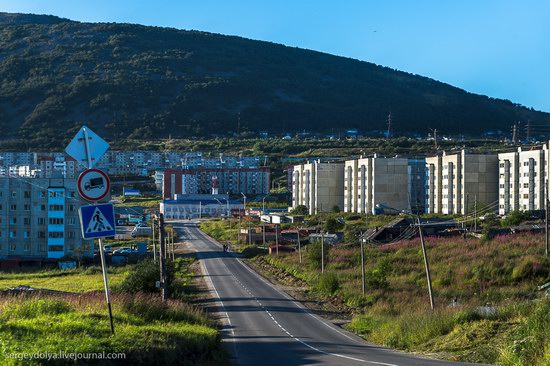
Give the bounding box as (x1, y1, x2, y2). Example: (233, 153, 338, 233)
(0, 293, 224, 366)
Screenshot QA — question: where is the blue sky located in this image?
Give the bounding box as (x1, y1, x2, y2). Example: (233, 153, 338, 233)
(1, 0, 549, 112)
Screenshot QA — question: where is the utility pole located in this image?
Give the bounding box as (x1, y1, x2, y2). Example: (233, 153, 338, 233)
(297, 228, 302, 263)
(512, 124, 517, 144)
(172, 229, 176, 260)
(546, 197, 549, 257)
(360, 232, 366, 295)
(152, 218, 157, 261)
(474, 195, 478, 232)
(417, 216, 435, 310)
(275, 224, 279, 255)
(321, 230, 325, 273)
(386, 111, 392, 139)
(526, 120, 531, 143)
(158, 213, 168, 301)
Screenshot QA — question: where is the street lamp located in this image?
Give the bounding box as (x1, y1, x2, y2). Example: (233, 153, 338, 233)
(214, 198, 223, 218)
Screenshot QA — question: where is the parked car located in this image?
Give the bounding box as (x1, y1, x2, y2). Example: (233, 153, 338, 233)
(103, 245, 113, 254)
(113, 247, 137, 255)
(131, 226, 152, 237)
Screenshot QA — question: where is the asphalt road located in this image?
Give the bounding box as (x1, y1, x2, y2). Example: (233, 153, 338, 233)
(171, 221, 486, 366)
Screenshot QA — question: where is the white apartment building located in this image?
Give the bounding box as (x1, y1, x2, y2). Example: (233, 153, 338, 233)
(344, 156, 411, 214)
(292, 160, 344, 214)
(425, 150, 498, 215)
(498, 145, 548, 215)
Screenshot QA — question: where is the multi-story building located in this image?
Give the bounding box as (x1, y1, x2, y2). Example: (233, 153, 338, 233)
(162, 167, 270, 199)
(425, 150, 498, 215)
(0, 177, 92, 260)
(498, 145, 548, 215)
(292, 160, 344, 214)
(344, 155, 412, 214)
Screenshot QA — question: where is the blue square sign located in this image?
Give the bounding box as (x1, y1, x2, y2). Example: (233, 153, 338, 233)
(79, 203, 116, 239)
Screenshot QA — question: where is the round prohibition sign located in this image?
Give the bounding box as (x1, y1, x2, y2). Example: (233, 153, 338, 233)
(77, 168, 111, 201)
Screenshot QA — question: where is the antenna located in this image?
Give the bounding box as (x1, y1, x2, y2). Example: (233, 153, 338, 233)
(429, 128, 439, 150)
(386, 112, 393, 139)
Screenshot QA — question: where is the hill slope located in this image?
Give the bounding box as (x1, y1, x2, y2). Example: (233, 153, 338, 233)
(0, 12, 548, 147)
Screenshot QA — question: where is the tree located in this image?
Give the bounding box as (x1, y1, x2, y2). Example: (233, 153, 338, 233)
(290, 205, 308, 216)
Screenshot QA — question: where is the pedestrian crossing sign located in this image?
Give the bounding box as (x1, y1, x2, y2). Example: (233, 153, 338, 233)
(79, 203, 116, 239)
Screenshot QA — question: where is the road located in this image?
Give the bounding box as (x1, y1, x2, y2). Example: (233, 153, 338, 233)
(171, 221, 485, 366)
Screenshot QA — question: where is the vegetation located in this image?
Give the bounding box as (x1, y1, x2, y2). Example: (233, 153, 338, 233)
(0, 266, 131, 293)
(0, 293, 224, 365)
(1, 13, 548, 149)
(251, 233, 549, 364)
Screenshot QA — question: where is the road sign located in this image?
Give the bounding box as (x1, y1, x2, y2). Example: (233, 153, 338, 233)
(79, 203, 116, 239)
(65, 125, 109, 169)
(78, 169, 110, 201)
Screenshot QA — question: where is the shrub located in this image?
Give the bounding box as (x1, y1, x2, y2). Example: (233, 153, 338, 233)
(307, 243, 328, 269)
(317, 272, 340, 295)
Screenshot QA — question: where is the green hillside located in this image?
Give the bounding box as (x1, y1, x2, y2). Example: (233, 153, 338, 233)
(0, 12, 548, 148)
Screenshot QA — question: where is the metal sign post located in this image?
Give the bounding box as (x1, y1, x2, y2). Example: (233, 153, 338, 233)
(68, 126, 115, 334)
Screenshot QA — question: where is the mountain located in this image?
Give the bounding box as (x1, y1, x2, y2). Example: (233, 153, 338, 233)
(0, 12, 548, 148)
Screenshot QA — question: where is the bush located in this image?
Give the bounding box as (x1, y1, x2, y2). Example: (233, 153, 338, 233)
(290, 205, 309, 216)
(317, 272, 340, 295)
(118, 259, 170, 294)
(307, 243, 328, 269)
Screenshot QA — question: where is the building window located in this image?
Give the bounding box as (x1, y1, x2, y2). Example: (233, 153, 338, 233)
(9, 242, 16, 251)
(24, 191, 30, 198)
(49, 205, 64, 211)
(10, 204, 16, 211)
(38, 231, 46, 239)
(9, 217, 16, 225)
(24, 242, 30, 251)
(39, 242, 46, 252)
(48, 232, 64, 238)
(24, 204, 30, 211)
(69, 204, 75, 212)
(9, 231, 16, 238)
(48, 245, 64, 252)
(11, 191, 16, 198)
(24, 217, 30, 225)
(49, 218, 64, 225)
(40, 204, 46, 211)
(38, 218, 46, 225)
(39, 191, 46, 198)
(68, 231, 75, 239)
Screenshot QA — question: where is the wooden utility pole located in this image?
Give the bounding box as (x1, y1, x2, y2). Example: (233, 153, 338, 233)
(297, 229, 302, 264)
(417, 217, 435, 310)
(474, 195, 478, 232)
(546, 198, 549, 257)
(152, 219, 157, 261)
(321, 230, 325, 273)
(360, 232, 366, 295)
(158, 213, 168, 301)
(275, 224, 279, 255)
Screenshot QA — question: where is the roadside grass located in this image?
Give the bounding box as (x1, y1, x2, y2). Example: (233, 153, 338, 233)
(116, 196, 161, 208)
(200, 219, 239, 245)
(0, 293, 224, 366)
(251, 233, 550, 365)
(0, 266, 131, 293)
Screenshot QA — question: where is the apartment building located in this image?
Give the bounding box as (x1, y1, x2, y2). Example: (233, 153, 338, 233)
(0, 177, 92, 260)
(162, 167, 270, 199)
(292, 160, 344, 214)
(498, 145, 548, 215)
(344, 156, 413, 214)
(425, 150, 498, 215)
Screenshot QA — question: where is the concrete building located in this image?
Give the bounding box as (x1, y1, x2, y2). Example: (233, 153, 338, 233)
(0, 177, 92, 260)
(498, 145, 548, 215)
(425, 150, 499, 215)
(162, 168, 270, 199)
(343, 156, 411, 214)
(292, 160, 344, 214)
(160, 194, 243, 219)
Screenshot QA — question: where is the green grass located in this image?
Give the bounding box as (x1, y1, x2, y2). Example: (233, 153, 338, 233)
(116, 196, 161, 208)
(0, 293, 224, 365)
(0, 266, 131, 293)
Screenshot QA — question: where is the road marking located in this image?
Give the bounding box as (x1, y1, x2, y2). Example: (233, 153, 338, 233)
(193, 226, 399, 366)
(199, 258, 240, 364)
